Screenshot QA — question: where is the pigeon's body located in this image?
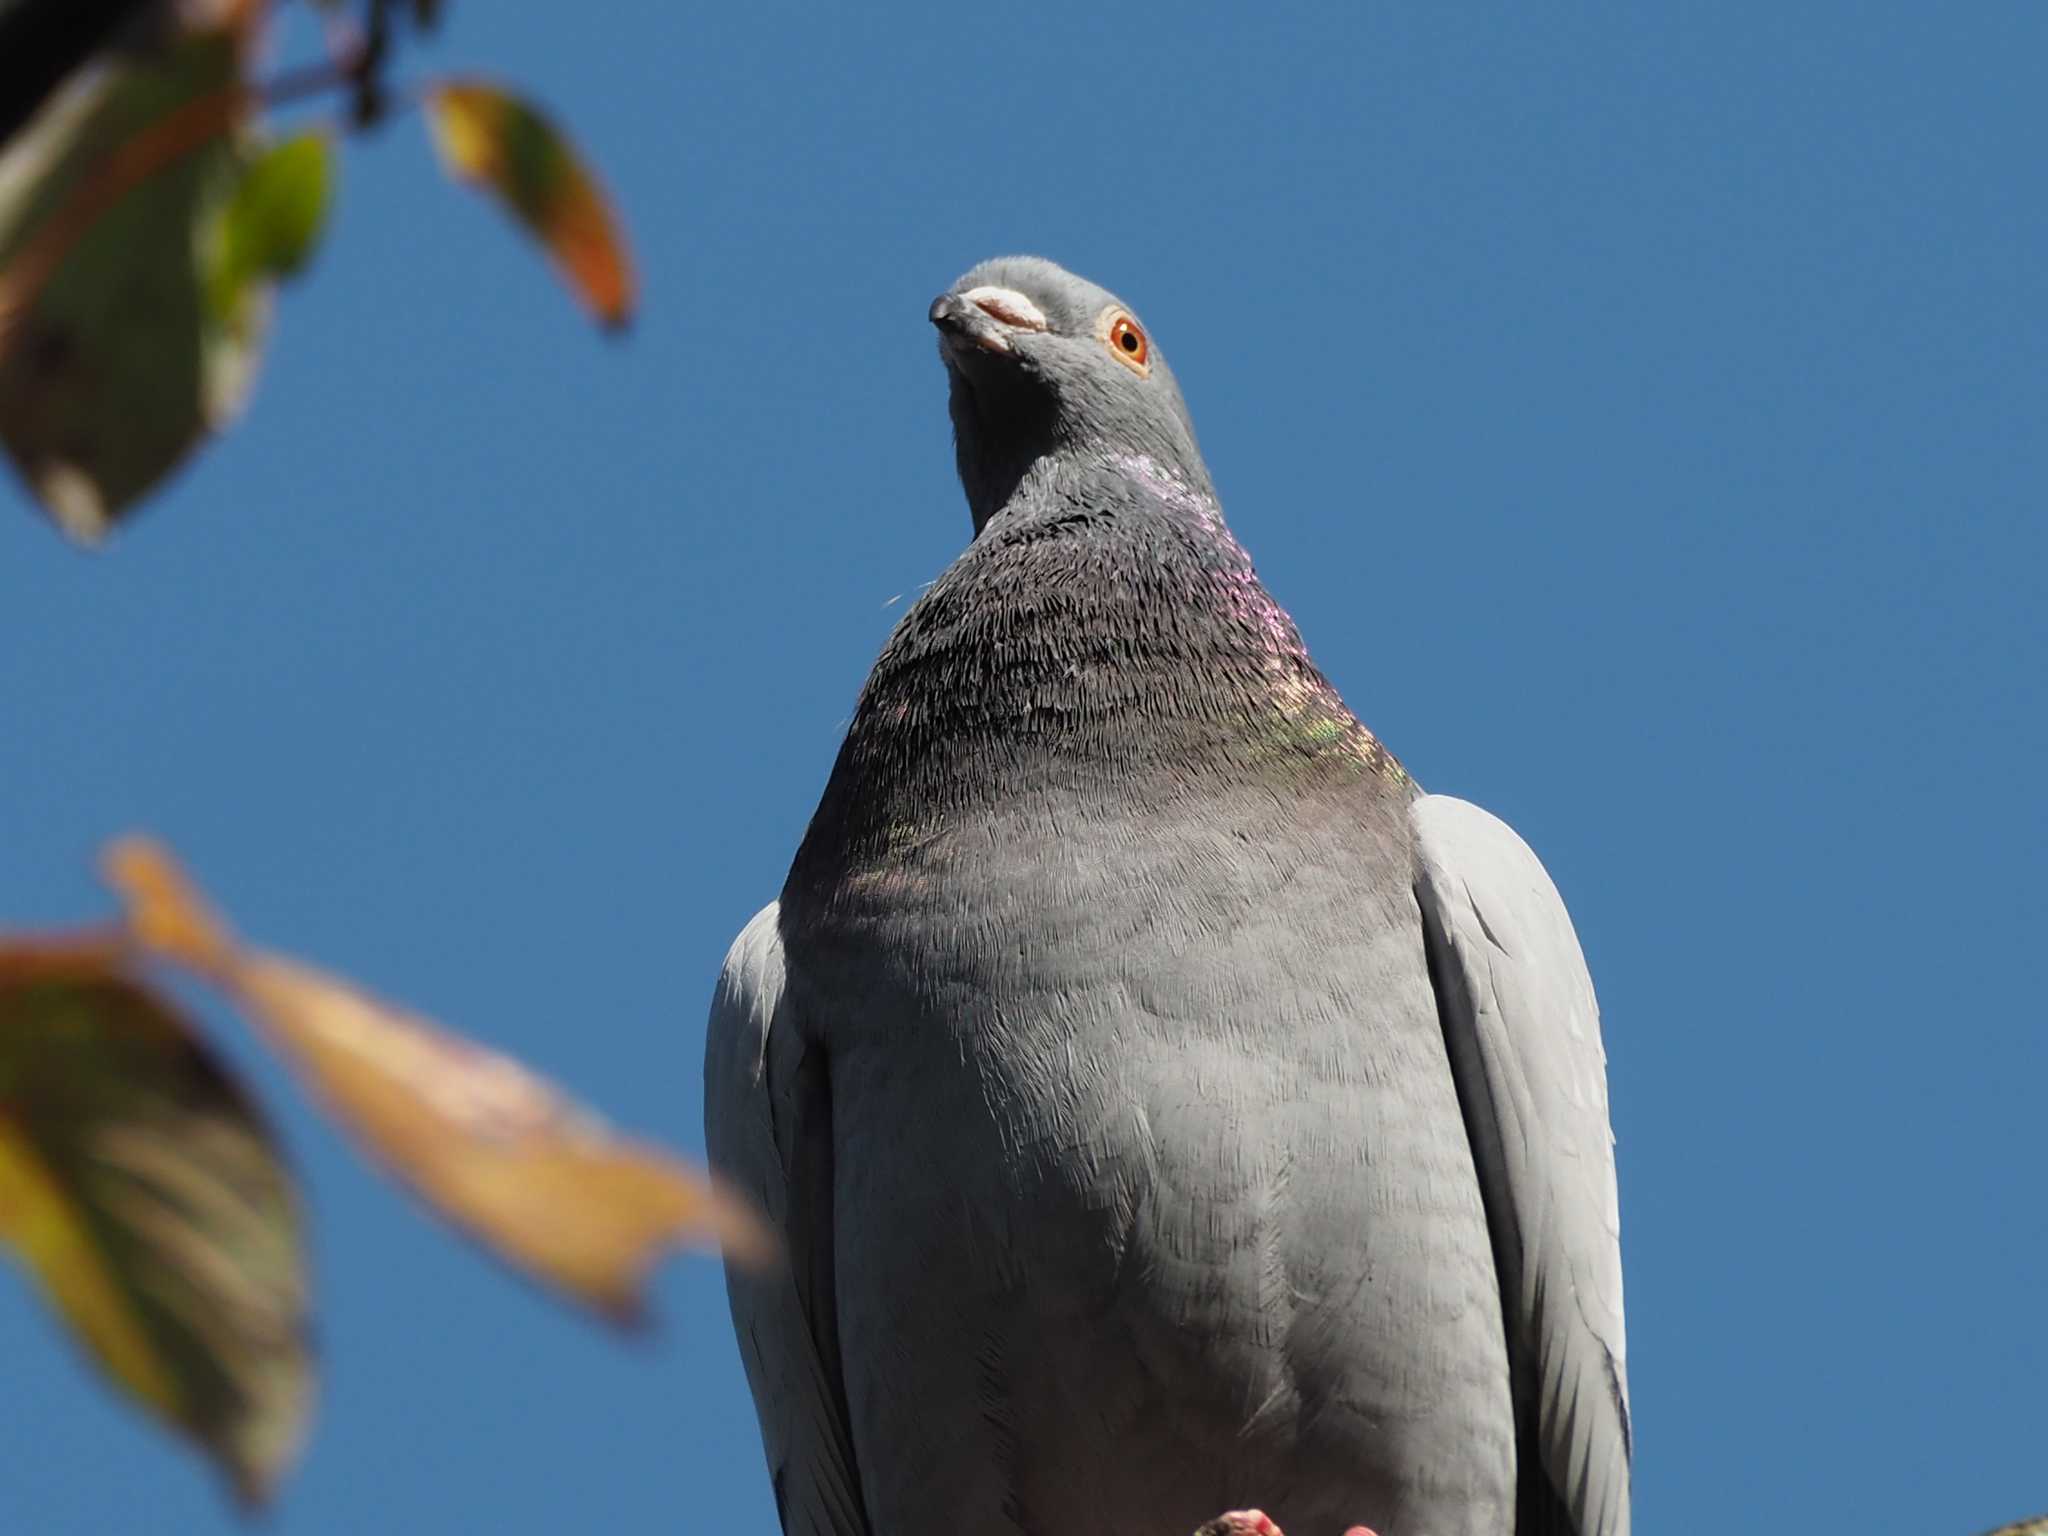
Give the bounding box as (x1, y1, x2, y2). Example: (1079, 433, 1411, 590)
(707, 259, 1628, 1536)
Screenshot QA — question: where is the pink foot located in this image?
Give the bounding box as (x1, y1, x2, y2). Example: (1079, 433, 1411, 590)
(1342, 1528, 1380, 1536)
(1195, 1513, 1283, 1536)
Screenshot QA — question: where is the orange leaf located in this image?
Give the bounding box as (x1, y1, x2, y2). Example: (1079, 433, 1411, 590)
(106, 838, 770, 1326)
(424, 80, 636, 331)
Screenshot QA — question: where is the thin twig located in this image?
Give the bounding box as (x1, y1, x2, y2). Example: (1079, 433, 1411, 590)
(262, 51, 365, 110)
(349, 0, 397, 128)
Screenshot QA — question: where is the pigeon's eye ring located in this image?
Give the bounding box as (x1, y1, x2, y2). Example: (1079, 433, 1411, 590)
(1100, 310, 1151, 377)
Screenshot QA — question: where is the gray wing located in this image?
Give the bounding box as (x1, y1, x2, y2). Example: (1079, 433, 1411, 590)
(1411, 795, 1631, 1536)
(703, 902, 870, 1536)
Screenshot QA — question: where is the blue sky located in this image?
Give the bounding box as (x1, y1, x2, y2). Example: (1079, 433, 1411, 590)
(2, 2, 2043, 1531)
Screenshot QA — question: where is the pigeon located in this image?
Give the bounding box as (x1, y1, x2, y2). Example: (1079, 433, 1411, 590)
(705, 256, 1629, 1536)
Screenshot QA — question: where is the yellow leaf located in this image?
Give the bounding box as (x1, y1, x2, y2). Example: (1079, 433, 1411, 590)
(424, 79, 636, 331)
(0, 941, 312, 1507)
(106, 838, 770, 1326)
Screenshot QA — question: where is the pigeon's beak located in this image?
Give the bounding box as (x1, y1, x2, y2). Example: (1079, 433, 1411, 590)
(930, 286, 1049, 359)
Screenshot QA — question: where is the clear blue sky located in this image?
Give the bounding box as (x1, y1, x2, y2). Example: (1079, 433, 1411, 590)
(2, 3, 2042, 1531)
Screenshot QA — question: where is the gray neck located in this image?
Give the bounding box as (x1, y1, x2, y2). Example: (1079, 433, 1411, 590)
(790, 450, 1407, 885)
(946, 372, 1214, 534)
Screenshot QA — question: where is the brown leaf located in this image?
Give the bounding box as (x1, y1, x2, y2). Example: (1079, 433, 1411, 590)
(0, 939, 312, 1506)
(105, 838, 770, 1326)
(424, 79, 636, 330)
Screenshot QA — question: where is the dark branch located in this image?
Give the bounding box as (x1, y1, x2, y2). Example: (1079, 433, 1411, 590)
(349, 0, 396, 128)
(0, 0, 161, 147)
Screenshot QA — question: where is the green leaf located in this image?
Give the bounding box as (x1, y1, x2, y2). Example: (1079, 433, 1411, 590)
(0, 941, 313, 1508)
(207, 131, 333, 322)
(0, 30, 265, 541)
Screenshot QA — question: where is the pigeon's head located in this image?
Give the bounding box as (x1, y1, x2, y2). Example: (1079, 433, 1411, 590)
(931, 256, 1206, 530)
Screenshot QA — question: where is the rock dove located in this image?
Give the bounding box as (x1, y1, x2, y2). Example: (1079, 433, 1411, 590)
(705, 257, 1630, 1536)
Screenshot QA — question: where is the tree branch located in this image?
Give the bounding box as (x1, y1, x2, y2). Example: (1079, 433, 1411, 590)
(0, 0, 163, 148)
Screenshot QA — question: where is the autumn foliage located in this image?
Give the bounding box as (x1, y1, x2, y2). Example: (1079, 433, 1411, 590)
(0, 0, 737, 1511)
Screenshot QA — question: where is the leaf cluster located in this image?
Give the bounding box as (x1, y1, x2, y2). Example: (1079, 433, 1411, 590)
(0, 1, 747, 1513)
(0, 0, 634, 541)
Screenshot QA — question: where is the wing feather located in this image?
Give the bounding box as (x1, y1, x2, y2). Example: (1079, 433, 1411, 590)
(703, 902, 869, 1536)
(1412, 796, 1630, 1536)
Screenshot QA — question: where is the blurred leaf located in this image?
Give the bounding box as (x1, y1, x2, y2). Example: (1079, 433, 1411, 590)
(105, 838, 771, 1327)
(425, 79, 635, 331)
(0, 939, 312, 1507)
(206, 130, 331, 321)
(1982, 1519, 2048, 1536)
(0, 28, 262, 541)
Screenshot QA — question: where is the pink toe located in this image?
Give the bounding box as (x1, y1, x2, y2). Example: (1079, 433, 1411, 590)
(1205, 1512, 1283, 1536)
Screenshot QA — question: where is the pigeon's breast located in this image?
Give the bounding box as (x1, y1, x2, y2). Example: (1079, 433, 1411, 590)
(784, 785, 1517, 1536)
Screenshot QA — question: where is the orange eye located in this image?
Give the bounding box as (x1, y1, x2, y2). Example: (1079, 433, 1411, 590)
(1105, 312, 1150, 374)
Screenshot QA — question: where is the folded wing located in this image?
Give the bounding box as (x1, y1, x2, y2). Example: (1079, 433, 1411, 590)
(1412, 795, 1630, 1536)
(703, 903, 870, 1536)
